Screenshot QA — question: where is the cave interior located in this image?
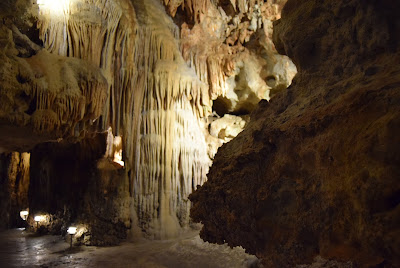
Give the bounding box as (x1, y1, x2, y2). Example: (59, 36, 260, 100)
(0, 0, 399, 267)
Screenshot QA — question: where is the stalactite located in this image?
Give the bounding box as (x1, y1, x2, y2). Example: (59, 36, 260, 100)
(182, 47, 233, 99)
(162, 0, 209, 22)
(177, 0, 269, 102)
(37, 0, 136, 135)
(163, 0, 266, 23)
(37, 0, 123, 61)
(17, 50, 108, 135)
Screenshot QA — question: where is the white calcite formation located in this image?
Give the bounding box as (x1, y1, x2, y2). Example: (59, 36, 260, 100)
(0, 0, 296, 238)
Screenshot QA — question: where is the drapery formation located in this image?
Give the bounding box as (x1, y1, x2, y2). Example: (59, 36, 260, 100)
(32, 0, 294, 237)
(36, 0, 212, 237)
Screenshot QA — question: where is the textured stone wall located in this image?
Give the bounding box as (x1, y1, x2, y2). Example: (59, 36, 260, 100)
(0, 152, 30, 229)
(26, 134, 132, 245)
(190, 0, 400, 267)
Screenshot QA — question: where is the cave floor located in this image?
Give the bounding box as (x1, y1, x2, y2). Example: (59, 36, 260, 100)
(0, 229, 353, 268)
(0, 228, 259, 268)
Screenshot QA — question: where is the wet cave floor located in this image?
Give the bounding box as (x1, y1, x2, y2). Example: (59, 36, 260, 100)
(0, 229, 353, 268)
(0, 229, 259, 268)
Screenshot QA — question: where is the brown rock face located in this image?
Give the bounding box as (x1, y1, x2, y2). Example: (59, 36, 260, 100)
(190, 0, 400, 267)
(0, 152, 30, 229)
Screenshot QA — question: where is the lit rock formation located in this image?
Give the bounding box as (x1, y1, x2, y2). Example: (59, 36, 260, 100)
(0, 0, 295, 240)
(190, 0, 400, 266)
(0, 25, 107, 152)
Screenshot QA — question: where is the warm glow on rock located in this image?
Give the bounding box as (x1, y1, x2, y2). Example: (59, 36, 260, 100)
(105, 128, 124, 167)
(113, 150, 124, 167)
(37, 0, 74, 16)
(113, 136, 124, 167)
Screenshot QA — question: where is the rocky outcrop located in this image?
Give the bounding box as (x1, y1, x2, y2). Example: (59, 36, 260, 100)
(190, 0, 400, 267)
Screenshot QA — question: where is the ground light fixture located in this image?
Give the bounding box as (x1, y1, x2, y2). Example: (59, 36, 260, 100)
(20, 211, 29, 221)
(34, 215, 43, 229)
(67, 227, 77, 249)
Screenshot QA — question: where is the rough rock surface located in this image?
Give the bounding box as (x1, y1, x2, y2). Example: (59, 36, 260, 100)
(0, 152, 30, 229)
(190, 0, 400, 267)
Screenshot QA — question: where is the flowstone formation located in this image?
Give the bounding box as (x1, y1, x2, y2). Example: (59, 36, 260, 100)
(190, 0, 400, 266)
(0, 0, 295, 241)
(0, 1, 108, 153)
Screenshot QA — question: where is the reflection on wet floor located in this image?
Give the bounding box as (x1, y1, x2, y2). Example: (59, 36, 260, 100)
(0, 229, 356, 268)
(0, 229, 260, 268)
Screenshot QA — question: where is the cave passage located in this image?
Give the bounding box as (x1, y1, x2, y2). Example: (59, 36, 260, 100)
(1, 0, 398, 267)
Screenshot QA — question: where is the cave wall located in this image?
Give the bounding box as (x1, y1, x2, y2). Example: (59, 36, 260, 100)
(0, 152, 30, 229)
(190, 0, 400, 267)
(27, 134, 130, 245)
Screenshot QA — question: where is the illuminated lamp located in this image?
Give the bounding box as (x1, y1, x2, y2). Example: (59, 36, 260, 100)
(67, 227, 77, 249)
(20, 211, 29, 221)
(34, 215, 43, 229)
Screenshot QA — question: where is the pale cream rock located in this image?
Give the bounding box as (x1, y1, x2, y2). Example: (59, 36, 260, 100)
(210, 114, 246, 142)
